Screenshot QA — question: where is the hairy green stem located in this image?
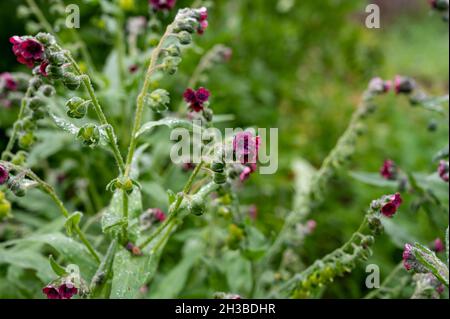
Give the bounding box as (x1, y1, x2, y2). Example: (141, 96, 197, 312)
(0, 161, 100, 263)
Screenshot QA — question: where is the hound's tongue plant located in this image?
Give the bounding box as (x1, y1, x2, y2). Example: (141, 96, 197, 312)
(0, 0, 448, 300)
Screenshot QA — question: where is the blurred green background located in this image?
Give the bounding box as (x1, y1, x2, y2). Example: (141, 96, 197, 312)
(0, 0, 448, 298)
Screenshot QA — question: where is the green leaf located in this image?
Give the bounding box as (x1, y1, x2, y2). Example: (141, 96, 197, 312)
(241, 223, 268, 261)
(49, 113, 80, 135)
(413, 243, 449, 287)
(136, 118, 199, 138)
(349, 171, 398, 188)
(102, 189, 142, 241)
(109, 248, 161, 298)
(0, 248, 53, 283)
(64, 211, 83, 236)
(49, 255, 68, 276)
(167, 189, 176, 205)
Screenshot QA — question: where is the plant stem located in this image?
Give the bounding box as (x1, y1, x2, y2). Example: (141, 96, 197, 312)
(0, 161, 100, 263)
(121, 190, 129, 242)
(123, 25, 174, 178)
(1, 87, 33, 160)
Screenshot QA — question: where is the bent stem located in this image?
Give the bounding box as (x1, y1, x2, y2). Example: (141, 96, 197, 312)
(0, 161, 100, 263)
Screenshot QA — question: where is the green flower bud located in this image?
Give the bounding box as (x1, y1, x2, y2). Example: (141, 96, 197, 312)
(165, 44, 181, 57)
(211, 161, 225, 173)
(213, 172, 227, 184)
(11, 151, 27, 166)
(21, 116, 37, 131)
(177, 31, 192, 45)
(46, 64, 64, 79)
(39, 85, 56, 97)
(18, 131, 36, 149)
(175, 20, 196, 33)
(189, 197, 206, 216)
(28, 96, 45, 110)
(35, 32, 56, 46)
(144, 89, 170, 113)
(62, 73, 81, 91)
(77, 124, 100, 147)
(29, 77, 43, 90)
(66, 97, 89, 119)
(162, 57, 181, 75)
(48, 52, 66, 66)
(32, 108, 47, 120)
(203, 108, 214, 122)
(7, 177, 26, 197)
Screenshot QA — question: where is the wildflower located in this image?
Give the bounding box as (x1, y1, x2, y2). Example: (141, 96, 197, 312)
(9, 36, 44, 68)
(380, 159, 397, 180)
(149, 0, 176, 11)
(368, 77, 391, 94)
(239, 163, 257, 182)
(438, 160, 449, 182)
(39, 60, 49, 77)
(197, 7, 209, 34)
(153, 208, 166, 222)
(183, 87, 210, 112)
(0, 72, 18, 91)
(0, 165, 9, 185)
(42, 285, 61, 299)
(58, 283, 78, 299)
(381, 193, 402, 218)
(233, 131, 260, 164)
(433, 238, 445, 253)
(394, 75, 416, 95)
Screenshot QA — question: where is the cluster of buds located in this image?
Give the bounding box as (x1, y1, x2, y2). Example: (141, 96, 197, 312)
(411, 273, 445, 299)
(402, 243, 429, 273)
(367, 76, 416, 97)
(0, 72, 30, 108)
(145, 89, 171, 113)
(139, 208, 167, 230)
(0, 164, 30, 198)
(438, 160, 449, 182)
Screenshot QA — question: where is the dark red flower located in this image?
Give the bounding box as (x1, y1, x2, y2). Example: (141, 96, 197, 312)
(438, 160, 449, 183)
(149, 0, 176, 11)
(10, 36, 44, 68)
(380, 159, 397, 180)
(42, 285, 61, 299)
(183, 87, 210, 112)
(0, 165, 9, 185)
(434, 238, 445, 253)
(153, 208, 166, 222)
(39, 60, 49, 77)
(197, 7, 208, 34)
(381, 193, 402, 218)
(58, 283, 78, 299)
(402, 243, 414, 271)
(394, 75, 415, 95)
(233, 132, 260, 164)
(0, 72, 18, 91)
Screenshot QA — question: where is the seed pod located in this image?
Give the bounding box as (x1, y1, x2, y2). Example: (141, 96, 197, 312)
(39, 84, 56, 97)
(62, 73, 81, 91)
(177, 31, 192, 45)
(77, 124, 100, 147)
(18, 131, 36, 149)
(66, 97, 88, 119)
(28, 96, 45, 110)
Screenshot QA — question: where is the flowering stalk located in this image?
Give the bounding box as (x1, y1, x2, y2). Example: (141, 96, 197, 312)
(0, 161, 100, 263)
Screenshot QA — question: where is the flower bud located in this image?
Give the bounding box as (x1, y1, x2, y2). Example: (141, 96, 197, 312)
(11, 151, 27, 166)
(46, 64, 64, 79)
(0, 165, 9, 185)
(48, 52, 66, 66)
(62, 73, 81, 91)
(77, 124, 100, 147)
(7, 177, 26, 197)
(189, 197, 206, 216)
(35, 32, 56, 46)
(211, 161, 225, 173)
(28, 96, 45, 110)
(32, 108, 47, 120)
(144, 89, 170, 112)
(29, 77, 43, 90)
(66, 97, 88, 119)
(162, 57, 181, 75)
(39, 84, 56, 97)
(203, 108, 214, 122)
(175, 20, 196, 34)
(165, 44, 181, 57)
(395, 76, 416, 95)
(177, 31, 192, 45)
(213, 172, 227, 184)
(18, 131, 36, 149)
